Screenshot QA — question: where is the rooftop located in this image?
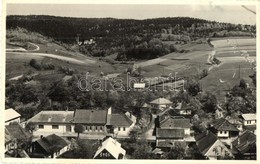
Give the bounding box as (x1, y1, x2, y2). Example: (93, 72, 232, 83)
(28, 111, 74, 124)
(195, 131, 218, 155)
(160, 116, 191, 129)
(232, 130, 256, 154)
(149, 98, 172, 105)
(94, 137, 126, 159)
(5, 108, 21, 122)
(108, 114, 133, 126)
(74, 109, 107, 124)
(211, 118, 239, 132)
(241, 113, 256, 121)
(5, 123, 31, 143)
(156, 128, 184, 139)
(36, 134, 69, 154)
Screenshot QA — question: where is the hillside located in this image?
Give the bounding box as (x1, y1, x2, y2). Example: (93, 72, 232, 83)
(7, 15, 256, 60)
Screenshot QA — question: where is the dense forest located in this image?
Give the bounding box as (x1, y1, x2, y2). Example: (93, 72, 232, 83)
(7, 15, 256, 60)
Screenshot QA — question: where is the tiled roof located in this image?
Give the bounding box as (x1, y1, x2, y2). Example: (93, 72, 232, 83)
(28, 111, 74, 123)
(175, 102, 191, 110)
(149, 98, 172, 105)
(94, 137, 126, 159)
(5, 108, 21, 122)
(109, 114, 133, 126)
(211, 118, 239, 131)
(5, 124, 31, 142)
(74, 109, 107, 124)
(232, 130, 256, 154)
(241, 113, 256, 121)
(36, 134, 69, 154)
(160, 116, 190, 128)
(156, 128, 184, 139)
(195, 131, 218, 155)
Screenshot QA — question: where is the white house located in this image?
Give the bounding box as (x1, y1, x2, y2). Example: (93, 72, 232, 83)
(5, 108, 21, 125)
(28, 111, 74, 134)
(241, 113, 256, 126)
(94, 137, 126, 159)
(149, 97, 172, 110)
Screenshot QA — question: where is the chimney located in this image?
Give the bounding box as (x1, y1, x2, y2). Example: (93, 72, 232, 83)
(238, 138, 240, 145)
(66, 106, 68, 111)
(107, 107, 112, 115)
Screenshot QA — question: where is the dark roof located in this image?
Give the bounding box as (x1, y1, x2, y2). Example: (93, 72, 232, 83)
(175, 102, 191, 110)
(28, 111, 74, 124)
(211, 118, 239, 132)
(160, 116, 190, 128)
(195, 131, 218, 155)
(232, 130, 256, 154)
(109, 114, 133, 126)
(36, 134, 69, 154)
(73, 109, 107, 124)
(243, 125, 256, 132)
(156, 128, 184, 139)
(5, 124, 31, 142)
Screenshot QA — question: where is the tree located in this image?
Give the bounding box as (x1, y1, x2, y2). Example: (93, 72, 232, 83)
(132, 140, 153, 159)
(186, 80, 201, 96)
(200, 92, 217, 113)
(129, 126, 141, 142)
(165, 142, 186, 159)
(239, 79, 247, 89)
(25, 121, 36, 134)
(74, 124, 85, 139)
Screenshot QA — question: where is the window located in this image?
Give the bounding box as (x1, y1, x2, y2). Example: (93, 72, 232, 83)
(123, 127, 126, 131)
(224, 131, 227, 134)
(90, 126, 92, 130)
(96, 126, 98, 130)
(100, 127, 103, 131)
(52, 125, 59, 129)
(38, 125, 44, 129)
(118, 127, 121, 131)
(220, 131, 222, 134)
(247, 120, 251, 124)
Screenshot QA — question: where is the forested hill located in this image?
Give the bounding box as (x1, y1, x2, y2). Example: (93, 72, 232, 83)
(6, 15, 256, 60)
(6, 15, 255, 44)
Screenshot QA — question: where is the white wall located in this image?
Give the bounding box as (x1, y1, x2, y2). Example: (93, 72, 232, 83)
(217, 131, 229, 138)
(115, 123, 135, 137)
(36, 124, 67, 133)
(184, 128, 190, 135)
(243, 120, 256, 126)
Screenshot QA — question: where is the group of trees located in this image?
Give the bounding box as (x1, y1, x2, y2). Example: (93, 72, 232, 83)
(29, 59, 55, 70)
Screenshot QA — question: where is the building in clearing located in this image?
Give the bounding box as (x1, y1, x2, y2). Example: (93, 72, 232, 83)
(5, 108, 21, 125)
(149, 97, 172, 110)
(94, 137, 126, 159)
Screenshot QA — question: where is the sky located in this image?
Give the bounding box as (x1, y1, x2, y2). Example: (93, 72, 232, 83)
(6, 4, 256, 25)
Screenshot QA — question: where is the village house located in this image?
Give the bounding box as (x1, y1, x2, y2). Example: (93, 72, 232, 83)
(107, 110, 136, 137)
(195, 131, 234, 160)
(241, 113, 256, 134)
(209, 118, 239, 145)
(227, 117, 243, 132)
(174, 102, 192, 116)
(93, 137, 126, 159)
(5, 123, 31, 156)
(159, 116, 191, 135)
(32, 134, 70, 158)
(27, 111, 74, 134)
(231, 130, 256, 160)
(5, 108, 21, 125)
(73, 109, 108, 133)
(149, 97, 172, 110)
(156, 128, 185, 148)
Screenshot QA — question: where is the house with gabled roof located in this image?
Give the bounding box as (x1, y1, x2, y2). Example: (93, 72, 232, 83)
(241, 113, 256, 134)
(32, 134, 70, 158)
(174, 102, 192, 116)
(5, 108, 21, 125)
(159, 116, 191, 135)
(94, 137, 126, 159)
(149, 97, 172, 110)
(28, 111, 74, 134)
(73, 109, 108, 133)
(156, 128, 185, 148)
(231, 130, 256, 160)
(227, 116, 243, 132)
(209, 118, 239, 144)
(195, 131, 234, 160)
